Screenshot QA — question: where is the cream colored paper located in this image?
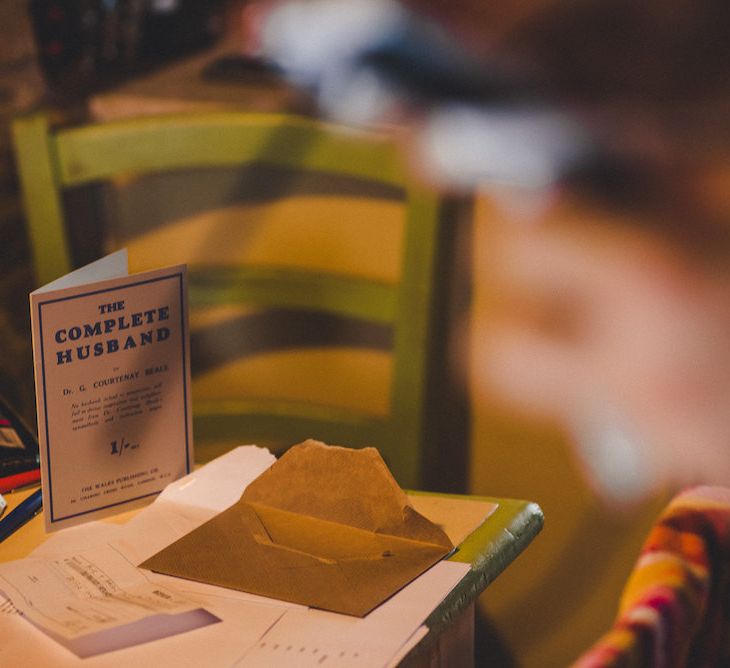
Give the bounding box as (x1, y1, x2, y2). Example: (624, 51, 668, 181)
(0, 544, 222, 657)
(30, 250, 193, 531)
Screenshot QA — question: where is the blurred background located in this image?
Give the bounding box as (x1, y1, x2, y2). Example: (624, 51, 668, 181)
(0, 1, 674, 665)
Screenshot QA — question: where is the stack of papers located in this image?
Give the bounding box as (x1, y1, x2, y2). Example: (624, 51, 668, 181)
(0, 446, 475, 667)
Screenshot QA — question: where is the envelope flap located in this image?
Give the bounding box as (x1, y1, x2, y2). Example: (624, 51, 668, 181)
(243, 440, 452, 548)
(248, 501, 450, 560)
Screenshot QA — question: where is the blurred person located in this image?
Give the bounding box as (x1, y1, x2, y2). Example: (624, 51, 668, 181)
(250, 0, 730, 503)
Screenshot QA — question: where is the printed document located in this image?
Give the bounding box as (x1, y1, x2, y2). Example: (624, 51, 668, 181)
(30, 250, 193, 531)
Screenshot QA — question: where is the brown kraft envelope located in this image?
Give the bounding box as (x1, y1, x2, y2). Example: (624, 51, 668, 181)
(140, 440, 454, 616)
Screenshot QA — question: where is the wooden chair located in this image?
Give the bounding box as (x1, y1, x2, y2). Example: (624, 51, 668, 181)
(12, 111, 447, 489)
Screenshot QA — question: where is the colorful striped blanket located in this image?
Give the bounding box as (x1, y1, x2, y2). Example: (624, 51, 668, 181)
(573, 486, 730, 667)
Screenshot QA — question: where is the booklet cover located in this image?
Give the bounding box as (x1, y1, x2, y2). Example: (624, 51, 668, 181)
(30, 250, 194, 531)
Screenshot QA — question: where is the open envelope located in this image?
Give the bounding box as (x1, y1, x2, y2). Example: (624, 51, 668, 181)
(140, 440, 453, 616)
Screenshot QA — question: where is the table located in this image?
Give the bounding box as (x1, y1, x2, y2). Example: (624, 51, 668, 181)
(405, 492, 543, 666)
(87, 35, 311, 123)
(0, 484, 542, 666)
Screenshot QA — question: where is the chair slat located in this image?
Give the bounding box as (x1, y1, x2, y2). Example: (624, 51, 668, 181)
(55, 113, 408, 187)
(188, 266, 397, 323)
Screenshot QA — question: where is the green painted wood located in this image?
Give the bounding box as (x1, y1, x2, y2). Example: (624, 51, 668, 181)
(389, 188, 443, 482)
(12, 110, 444, 489)
(54, 113, 408, 187)
(407, 492, 544, 651)
(11, 114, 73, 286)
(193, 400, 389, 448)
(188, 266, 397, 323)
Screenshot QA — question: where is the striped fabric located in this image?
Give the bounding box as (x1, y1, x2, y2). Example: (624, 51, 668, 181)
(573, 486, 730, 668)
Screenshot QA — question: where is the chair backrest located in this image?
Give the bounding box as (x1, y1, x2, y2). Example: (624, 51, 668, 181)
(12, 111, 445, 489)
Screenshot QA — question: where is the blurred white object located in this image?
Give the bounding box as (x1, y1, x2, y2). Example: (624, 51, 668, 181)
(261, 0, 405, 124)
(318, 59, 401, 125)
(570, 407, 659, 504)
(260, 0, 594, 193)
(417, 105, 591, 192)
(261, 0, 403, 88)
(151, 0, 179, 13)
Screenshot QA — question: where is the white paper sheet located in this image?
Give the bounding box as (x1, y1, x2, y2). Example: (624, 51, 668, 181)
(0, 545, 204, 640)
(0, 589, 288, 668)
(235, 560, 468, 667)
(0, 446, 471, 667)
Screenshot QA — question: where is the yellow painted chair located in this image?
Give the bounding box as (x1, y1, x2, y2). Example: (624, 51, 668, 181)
(12, 111, 451, 489)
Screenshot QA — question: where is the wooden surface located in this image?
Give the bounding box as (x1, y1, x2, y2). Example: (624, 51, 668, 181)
(88, 36, 311, 123)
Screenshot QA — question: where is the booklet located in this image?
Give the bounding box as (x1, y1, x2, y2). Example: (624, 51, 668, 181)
(30, 250, 194, 531)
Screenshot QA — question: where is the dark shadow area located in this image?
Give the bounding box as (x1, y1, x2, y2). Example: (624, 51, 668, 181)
(190, 308, 392, 377)
(0, 206, 36, 427)
(475, 607, 518, 668)
(63, 184, 108, 268)
(107, 164, 401, 235)
(422, 198, 473, 494)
